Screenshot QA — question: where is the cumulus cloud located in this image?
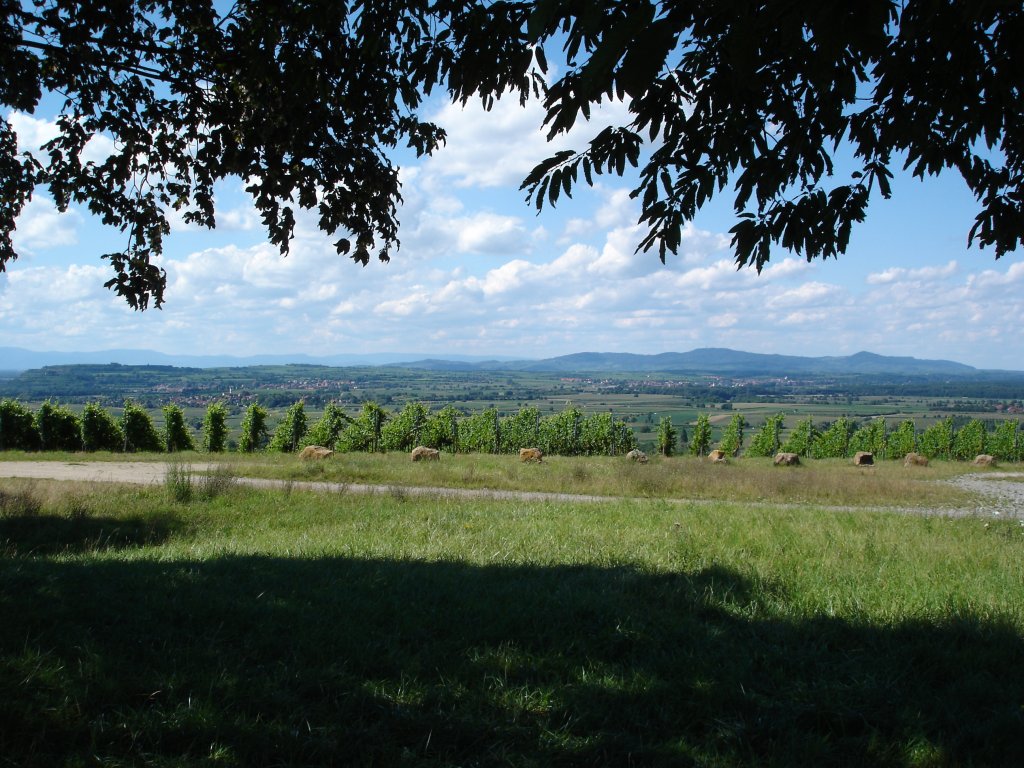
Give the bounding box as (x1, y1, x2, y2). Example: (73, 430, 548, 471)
(672, 259, 739, 292)
(762, 257, 814, 280)
(12, 196, 81, 251)
(778, 309, 831, 326)
(5, 235, 1021, 366)
(967, 260, 1024, 289)
(8, 112, 60, 149)
(766, 282, 842, 308)
(587, 224, 652, 278)
(425, 95, 632, 189)
(834, 257, 1024, 364)
(613, 312, 670, 330)
(8, 111, 115, 164)
(374, 290, 436, 318)
(426, 99, 548, 188)
(593, 188, 638, 231)
(1, 263, 107, 307)
(219, 204, 261, 231)
(393, 176, 538, 261)
(0, 263, 130, 348)
(165, 195, 261, 234)
(866, 260, 959, 285)
(707, 313, 739, 328)
(454, 213, 531, 254)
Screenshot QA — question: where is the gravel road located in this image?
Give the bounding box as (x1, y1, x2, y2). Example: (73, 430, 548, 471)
(946, 472, 1024, 519)
(1, 461, 1022, 518)
(0, 461, 620, 504)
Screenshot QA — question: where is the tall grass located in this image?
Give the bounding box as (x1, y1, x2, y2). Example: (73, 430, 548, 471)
(0, 450, 993, 508)
(1, 478, 1022, 766)
(165, 463, 237, 503)
(252, 451, 981, 509)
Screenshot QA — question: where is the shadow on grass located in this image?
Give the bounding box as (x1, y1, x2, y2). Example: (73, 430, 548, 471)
(1, 555, 1021, 767)
(0, 512, 182, 555)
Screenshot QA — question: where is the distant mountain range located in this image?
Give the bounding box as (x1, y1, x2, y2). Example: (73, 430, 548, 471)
(388, 349, 985, 376)
(0, 347, 518, 372)
(0, 345, 1009, 377)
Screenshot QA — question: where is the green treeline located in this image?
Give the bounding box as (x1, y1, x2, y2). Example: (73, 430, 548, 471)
(0, 399, 638, 458)
(287, 402, 638, 457)
(743, 414, 1022, 462)
(2, 397, 1022, 462)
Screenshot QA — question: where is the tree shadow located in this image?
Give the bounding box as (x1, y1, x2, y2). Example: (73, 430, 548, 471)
(0, 512, 181, 555)
(1, 555, 1021, 766)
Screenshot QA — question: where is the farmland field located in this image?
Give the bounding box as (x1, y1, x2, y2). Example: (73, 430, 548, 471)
(1, 455, 1023, 766)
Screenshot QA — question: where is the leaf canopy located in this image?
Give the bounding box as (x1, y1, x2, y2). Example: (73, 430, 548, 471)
(2, 0, 1021, 308)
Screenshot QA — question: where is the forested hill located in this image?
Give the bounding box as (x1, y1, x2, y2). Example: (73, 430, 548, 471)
(0, 346, 996, 377)
(394, 349, 980, 376)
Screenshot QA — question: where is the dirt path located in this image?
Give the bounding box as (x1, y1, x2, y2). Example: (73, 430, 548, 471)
(0, 461, 624, 505)
(0, 460, 179, 485)
(947, 472, 1024, 519)
(1, 461, 1022, 518)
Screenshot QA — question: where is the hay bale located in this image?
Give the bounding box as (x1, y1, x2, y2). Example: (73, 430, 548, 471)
(519, 447, 543, 463)
(708, 449, 727, 463)
(299, 445, 334, 460)
(853, 451, 874, 466)
(411, 446, 440, 461)
(904, 452, 929, 467)
(773, 452, 800, 466)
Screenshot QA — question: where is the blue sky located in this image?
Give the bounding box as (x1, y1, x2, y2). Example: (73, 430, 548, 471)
(3, 93, 1023, 370)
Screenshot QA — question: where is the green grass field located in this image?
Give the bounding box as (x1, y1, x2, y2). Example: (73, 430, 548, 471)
(2, 457, 1023, 767)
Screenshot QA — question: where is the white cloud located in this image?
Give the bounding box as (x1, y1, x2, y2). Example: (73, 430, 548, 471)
(8, 111, 115, 164)
(427, 99, 546, 188)
(8, 112, 61, 150)
(866, 260, 958, 285)
(0, 264, 128, 347)
(165, 197, 261, 234)
(454, 213, 531, 254)
(766, 282, 841, 308)
(613, 312, 669, 330)
(12, 196, 80, 250)
(551, 243, 599, 273)
(707, 313, 739, 328)
(478, 259, 535, 296)
(967, 260, 1024, 289)
(762, 257, 814, 280)
(672, 259, 738, 292)
(219, 204, 261, 231)
(593, 188, 637, 230)
(4, 238, 1021, 367)
(1, 263, 106, 306)
(676, 222, 731, 265)
(778, 309, 831, 326)
(374, 290, 435, 317)
(587, 224, 651, 277)
(425, 95, 632, 189)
